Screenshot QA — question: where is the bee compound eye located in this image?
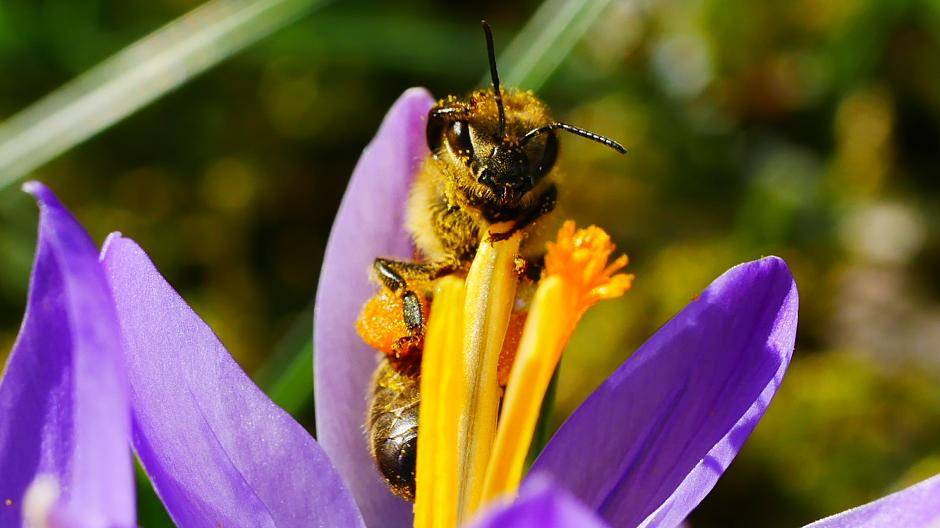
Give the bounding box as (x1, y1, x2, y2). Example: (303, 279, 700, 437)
(426, 110, 446, 153)
(446, 120, 474, 157)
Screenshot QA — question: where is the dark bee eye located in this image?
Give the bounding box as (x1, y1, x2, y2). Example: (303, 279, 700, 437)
(426, 111, 445, 153)
(538, 132, 558, 175)
(446, 121, 474, 156)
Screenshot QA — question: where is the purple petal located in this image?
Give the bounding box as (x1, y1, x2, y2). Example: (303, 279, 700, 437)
(0, 183, 134, 527)
(314, 87, 434, 527)
(532, 256, 799, 528)
(467, 476, 610, 528)
(804, 474, 940, 528)
(101, 235, 363, 527)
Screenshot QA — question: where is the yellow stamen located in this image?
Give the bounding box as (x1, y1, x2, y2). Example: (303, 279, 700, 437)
(457, 228, 522, 520)
(414, 276, 465, 528)
(481, 221, 632, 503)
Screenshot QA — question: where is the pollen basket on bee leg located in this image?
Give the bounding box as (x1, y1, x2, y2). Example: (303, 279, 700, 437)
(356, 288, 429, 363)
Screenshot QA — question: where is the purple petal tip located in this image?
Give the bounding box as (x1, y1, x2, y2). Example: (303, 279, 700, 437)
(22, 181, 61, 208)
(100, 232, 125, 261)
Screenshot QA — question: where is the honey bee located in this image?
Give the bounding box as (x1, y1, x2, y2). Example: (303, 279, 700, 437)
(356, 21, 626, 502)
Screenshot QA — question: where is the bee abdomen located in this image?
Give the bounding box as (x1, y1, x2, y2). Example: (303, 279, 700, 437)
(367, 360, 420, 501)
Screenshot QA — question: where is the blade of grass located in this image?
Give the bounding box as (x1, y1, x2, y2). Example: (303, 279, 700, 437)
(524, 365, 559, 469)
(0, 0, 328, 190)
(263, 338, 314, 416)
(483, 0, 614, 89)
(255, 305, 315, 417)
(135, 459, 174, 527)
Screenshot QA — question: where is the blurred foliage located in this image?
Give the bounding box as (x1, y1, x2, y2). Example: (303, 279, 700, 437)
(2, 0, 940, 527)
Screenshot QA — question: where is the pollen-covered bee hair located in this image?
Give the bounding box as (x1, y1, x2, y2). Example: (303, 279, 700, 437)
(367, 361, 419, 501)
(360, 20, 627, 502)
(420, 21, 624, 232)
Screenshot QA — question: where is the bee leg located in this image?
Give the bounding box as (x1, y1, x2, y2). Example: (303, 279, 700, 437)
(373, 259, 427, 353)
(374, 258, 460, 291)
(490, 184, 557, 242)
(373, 258, 459, 356)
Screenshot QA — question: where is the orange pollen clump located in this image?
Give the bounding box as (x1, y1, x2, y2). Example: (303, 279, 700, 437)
(356, 289, 429, 360)
(544, 220, 634, 316)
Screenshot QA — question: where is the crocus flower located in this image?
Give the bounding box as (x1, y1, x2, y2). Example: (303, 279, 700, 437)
(307, 84, 940, 527)
(313, 87, 802, 527)
(0, 88, 937, 528)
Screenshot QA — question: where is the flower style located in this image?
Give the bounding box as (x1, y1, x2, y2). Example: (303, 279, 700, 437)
(0, 88, 937, 528)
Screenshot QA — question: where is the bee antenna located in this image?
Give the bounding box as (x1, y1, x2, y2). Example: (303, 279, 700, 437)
(481, 20, 506, 140)
(520, 122, 627, 155)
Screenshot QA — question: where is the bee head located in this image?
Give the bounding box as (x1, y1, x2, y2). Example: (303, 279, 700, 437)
(426, 90, 558, 207)
(426, 21, 625, 211)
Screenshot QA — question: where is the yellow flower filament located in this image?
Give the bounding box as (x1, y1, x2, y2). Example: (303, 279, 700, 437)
(414, 276, 465, 528)
(412, 222, 630, 527)
(481, 221, 633, 503)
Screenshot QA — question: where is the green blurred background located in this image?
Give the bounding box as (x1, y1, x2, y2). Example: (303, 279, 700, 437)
(1, 0, 939, 526)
